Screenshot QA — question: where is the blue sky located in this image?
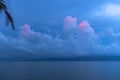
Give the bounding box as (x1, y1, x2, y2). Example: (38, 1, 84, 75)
(1, 0, 120, 58)
(7, 0, 120, 33)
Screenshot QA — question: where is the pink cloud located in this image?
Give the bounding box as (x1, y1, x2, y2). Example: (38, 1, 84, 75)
(64, 16, 77, 24)
(20, 24, 34, 37)
(64, 16, 78, 30)
(79, 20, 90, 30)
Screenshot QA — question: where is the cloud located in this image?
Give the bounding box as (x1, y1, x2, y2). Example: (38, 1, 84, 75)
(79, 20, 90, 30)
(0, 16, 120, 59)
(94, 3, 120, 18)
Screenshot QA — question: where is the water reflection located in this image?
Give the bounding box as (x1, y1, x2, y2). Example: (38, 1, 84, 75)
(0, 62, 120, 80)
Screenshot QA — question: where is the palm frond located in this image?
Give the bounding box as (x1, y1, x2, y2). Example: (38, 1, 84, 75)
(0, 0, 15, 30)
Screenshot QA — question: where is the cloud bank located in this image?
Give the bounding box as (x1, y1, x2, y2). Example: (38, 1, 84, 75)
(0, 16, 120, 59)
(93, 3, 120, 18)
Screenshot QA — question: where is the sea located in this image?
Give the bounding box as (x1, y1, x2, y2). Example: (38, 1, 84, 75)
(0, 61, 120, 80)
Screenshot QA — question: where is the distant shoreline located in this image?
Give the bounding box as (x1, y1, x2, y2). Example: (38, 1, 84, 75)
(0, 56, 120, 61)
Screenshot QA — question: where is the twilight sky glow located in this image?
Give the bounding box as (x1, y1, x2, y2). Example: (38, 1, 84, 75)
(1, 0, 120, 59)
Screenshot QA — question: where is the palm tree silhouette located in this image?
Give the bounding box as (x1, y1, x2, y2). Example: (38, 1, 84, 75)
(0, 0, 15, 30)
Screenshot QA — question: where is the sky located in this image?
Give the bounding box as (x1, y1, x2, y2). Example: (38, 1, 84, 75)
(1, 0, 120, 59)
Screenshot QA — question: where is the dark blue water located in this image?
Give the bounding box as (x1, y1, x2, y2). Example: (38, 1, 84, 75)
(0, 62, 120, 80)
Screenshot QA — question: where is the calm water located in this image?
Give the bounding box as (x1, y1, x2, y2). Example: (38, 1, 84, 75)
(0, 62, 120, 80)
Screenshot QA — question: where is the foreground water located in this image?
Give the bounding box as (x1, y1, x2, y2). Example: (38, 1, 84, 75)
(0, 61, 120, 80)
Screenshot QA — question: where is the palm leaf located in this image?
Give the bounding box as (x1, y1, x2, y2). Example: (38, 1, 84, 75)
(0, 0, 15, 30)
